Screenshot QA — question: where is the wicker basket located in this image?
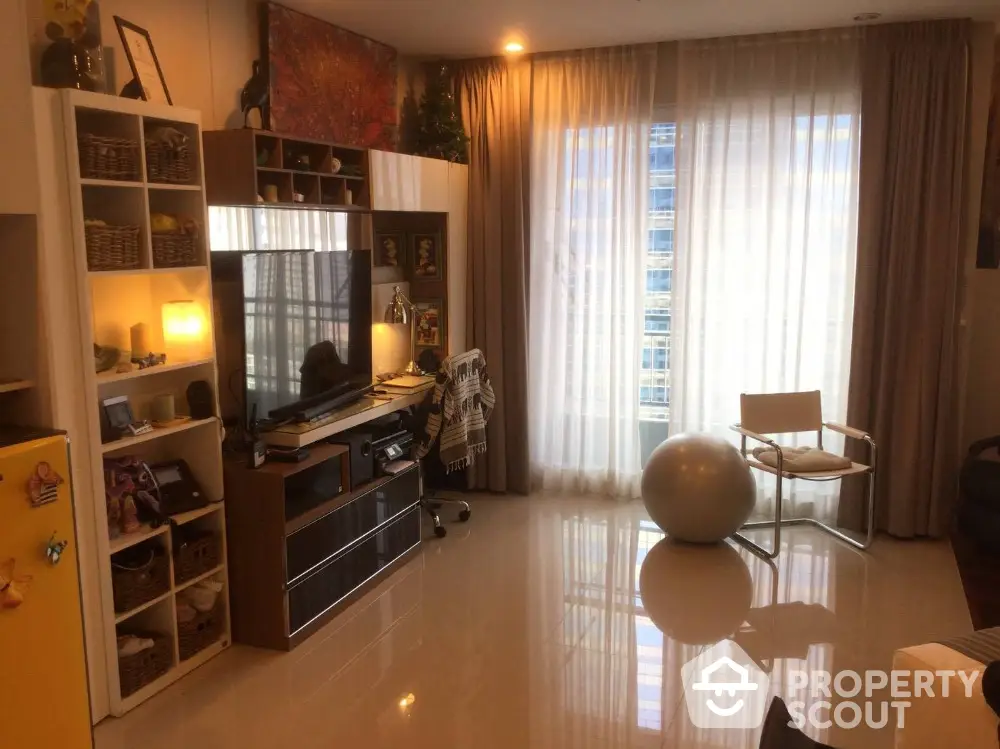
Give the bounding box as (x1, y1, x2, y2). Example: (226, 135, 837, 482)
(79, 134, 140, 181)
(118, 632, 172, 697)
(152, 232, 199, 267)
(173, 531, 221, 585)
(178, 602, 225, 661)
(86, 224, 141, 271)
(111, 546, 169, 613)
(146, 139, 193, 184)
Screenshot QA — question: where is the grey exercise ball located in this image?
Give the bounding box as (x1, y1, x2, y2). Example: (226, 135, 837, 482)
(639, 538, 753, 644)
(641, 432, 756, 543)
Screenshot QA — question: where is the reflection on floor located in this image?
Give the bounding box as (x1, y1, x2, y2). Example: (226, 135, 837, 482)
(95, 495, 971, 749)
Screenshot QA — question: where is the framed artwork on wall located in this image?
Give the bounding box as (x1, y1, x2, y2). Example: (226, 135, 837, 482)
(375, 231, 403, 267)
(414, 300, 444, 349)
(114, 16, 172, 105)
(264, 2, 397, 148)
(410, 233, 443, 281)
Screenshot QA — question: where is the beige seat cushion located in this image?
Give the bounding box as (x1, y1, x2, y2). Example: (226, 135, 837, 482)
(751, 445, 852, 472)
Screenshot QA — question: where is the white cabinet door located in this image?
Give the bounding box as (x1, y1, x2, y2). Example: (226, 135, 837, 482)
(418, 156, 450, 213)
(370, 151, 452, 212)
(447, 163, 469, 355)
(0, 0, 40, 214)
(369, 149, 418, 211)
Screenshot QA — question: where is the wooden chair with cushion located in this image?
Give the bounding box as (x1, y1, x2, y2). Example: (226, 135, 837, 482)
(729, 390, 876, 559)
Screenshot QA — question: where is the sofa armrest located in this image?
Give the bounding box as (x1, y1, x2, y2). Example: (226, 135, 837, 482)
(893, 643, 996, 749)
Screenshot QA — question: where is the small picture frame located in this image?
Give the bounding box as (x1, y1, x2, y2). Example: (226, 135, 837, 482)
(375, 231, 403, 267)
(102, 395, 135, 433)
(410, 233, 443, 281)
(114, 16, 172, 105)
(414, 299, 444, 348)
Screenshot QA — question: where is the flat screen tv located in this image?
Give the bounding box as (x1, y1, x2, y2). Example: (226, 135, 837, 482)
(212, 250, 372, 426)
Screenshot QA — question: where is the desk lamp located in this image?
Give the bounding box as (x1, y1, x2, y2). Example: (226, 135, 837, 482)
(384, 285, 422, 376)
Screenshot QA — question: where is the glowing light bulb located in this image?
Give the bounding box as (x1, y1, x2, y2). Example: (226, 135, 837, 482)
(504, 41, 524, 54)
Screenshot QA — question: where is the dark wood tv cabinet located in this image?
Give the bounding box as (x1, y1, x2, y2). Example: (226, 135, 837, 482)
(224, 442, 421, 650)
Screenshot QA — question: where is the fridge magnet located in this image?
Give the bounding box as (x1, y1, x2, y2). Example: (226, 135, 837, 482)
(28, 461, 64, 507)
(0, 559, 32, 610)
(46, 534, 69, 566)
(410, 233, 443, 280)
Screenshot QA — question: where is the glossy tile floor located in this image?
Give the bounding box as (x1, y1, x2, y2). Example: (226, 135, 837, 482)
(95, 496, 972, 749)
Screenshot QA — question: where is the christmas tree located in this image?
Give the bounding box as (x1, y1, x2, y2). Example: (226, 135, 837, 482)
(415, 65, 469, 164)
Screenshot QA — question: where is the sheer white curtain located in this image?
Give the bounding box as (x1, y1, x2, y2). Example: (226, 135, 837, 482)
(671, 31, 861, 522)
(529, 46, 656, 499)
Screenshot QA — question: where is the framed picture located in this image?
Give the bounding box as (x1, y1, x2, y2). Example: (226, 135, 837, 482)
(410, 233, 443, 281)
(375, 231, 403, 267)
(414, 299, 444, 349)
(114, 16, 172, 105)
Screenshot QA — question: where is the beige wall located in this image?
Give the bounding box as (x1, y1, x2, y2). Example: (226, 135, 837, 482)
(29, 0, 413, 136)
(28, 0, 257, 129)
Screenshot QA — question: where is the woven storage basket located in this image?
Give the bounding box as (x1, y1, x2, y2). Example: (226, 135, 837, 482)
(86, 224, 141, 271)
(146, 139, 193, 183)
(152, 232, 199, 267)
(79, 134, 140, 181)
(112, 546, 169, 613)
(173, 532, 220, 585)
(118, 632, 172, 697)
(178, 602, 225, 661)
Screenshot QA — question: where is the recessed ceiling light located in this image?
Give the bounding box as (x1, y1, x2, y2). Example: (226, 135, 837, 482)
(504, 41, 525, 54)
(853, 12, 881, 22)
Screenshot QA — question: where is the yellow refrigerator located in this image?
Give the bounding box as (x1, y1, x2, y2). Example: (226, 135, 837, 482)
(0, 428, 92, 748)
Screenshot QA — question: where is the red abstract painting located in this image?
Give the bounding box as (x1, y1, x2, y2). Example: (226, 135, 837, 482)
(265, 3, 398, 149)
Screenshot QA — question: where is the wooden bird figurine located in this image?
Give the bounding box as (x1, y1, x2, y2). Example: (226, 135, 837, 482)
(241, 59, 269, 129)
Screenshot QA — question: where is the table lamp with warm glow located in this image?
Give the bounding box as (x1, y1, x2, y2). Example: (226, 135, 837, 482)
(383, 285, 422, 376)
(162, 300, 205, 363)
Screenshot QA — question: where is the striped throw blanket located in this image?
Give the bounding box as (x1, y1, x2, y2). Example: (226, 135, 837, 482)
(416, 349, 495, 472)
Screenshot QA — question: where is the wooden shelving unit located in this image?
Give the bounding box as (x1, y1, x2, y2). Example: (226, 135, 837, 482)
(38, 90, 230, 716)
(203, 128, 370, 210)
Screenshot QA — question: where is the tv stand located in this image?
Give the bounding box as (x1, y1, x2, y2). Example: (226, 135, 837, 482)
(224, 441, 421, 650)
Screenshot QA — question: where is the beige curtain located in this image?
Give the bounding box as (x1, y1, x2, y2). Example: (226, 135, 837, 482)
(456, 59, 532, 493)
(843, 20, 972, 537)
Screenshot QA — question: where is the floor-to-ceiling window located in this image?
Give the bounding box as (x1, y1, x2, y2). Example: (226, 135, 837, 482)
(639, 123, 675, 463)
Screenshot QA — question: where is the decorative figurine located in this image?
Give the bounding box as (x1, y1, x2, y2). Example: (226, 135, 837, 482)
(134, 352, 166, 370)
(122, 497, 141, 534)
(106, 494, 122, 539)
(28, 462, 64, 508)
(0, 559, 31, 610)
(241, 59, 269, 129)
(46, 534, 69, 566)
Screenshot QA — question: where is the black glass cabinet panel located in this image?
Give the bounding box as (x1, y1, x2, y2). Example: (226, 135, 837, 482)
(285, 465, 418, 583)
(287, 506, 420, 635)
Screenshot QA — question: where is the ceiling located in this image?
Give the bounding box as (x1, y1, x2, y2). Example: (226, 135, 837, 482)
(281, 0, 1000, 57)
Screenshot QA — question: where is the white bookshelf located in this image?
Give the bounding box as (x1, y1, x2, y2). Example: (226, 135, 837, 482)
(34, 89, 230, 717)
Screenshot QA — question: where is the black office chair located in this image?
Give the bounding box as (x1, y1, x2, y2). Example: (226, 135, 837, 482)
(402, 391, 471, 538)
(403, 349, 493, 538)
